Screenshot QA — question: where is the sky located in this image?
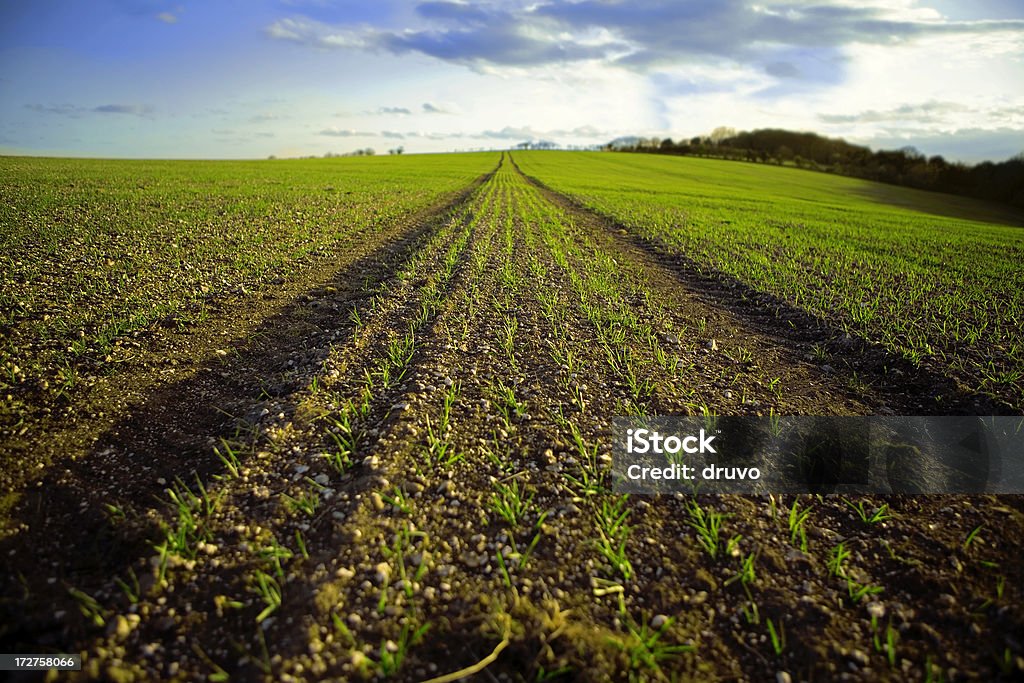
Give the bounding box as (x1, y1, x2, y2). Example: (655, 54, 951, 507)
(1, 0, 1022, 162)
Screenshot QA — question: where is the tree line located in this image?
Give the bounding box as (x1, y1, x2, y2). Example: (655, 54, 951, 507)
(608, 128, 1024, 208)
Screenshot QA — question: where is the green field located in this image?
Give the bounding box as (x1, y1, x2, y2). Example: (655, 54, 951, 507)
(1, 151, 1022, 681)
(0, 153, 496, 405)
(515, 151, 1024, 405)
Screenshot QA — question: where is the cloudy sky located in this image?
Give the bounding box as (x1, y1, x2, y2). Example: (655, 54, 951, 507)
(1, 0, 1022, 162)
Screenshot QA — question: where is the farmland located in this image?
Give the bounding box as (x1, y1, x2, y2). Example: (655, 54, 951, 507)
(1, 151, 1023, 681)
(515, 152, 1024, 408)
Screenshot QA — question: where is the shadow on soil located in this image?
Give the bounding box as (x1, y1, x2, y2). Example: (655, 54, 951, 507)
(849, 183, 1024, 229)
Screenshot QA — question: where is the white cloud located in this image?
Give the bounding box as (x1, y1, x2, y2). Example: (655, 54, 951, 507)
(319, 127, 374, 137)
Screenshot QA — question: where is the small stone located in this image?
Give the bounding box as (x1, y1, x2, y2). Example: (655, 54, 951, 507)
(351, 652, 369, 671)
(110, 614, 136, 639)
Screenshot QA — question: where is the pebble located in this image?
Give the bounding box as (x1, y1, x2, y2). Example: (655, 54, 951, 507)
(110, 614, 140, 639)
(403, 481, 425, 494)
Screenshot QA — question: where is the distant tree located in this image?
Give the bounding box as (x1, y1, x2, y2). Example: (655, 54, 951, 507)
(709, 126, 737, 145)
(900, 146, 924, 162)
(605, 128, 1024, 207)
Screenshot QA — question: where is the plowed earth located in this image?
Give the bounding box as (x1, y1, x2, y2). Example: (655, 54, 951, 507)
(2, 154, 1022, 682)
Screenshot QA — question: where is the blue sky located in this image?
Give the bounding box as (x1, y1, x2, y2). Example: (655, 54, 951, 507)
(1, 0, 1022, 162)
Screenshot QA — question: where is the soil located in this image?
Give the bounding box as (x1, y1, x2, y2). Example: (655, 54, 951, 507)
(1, 154, 1022, 682)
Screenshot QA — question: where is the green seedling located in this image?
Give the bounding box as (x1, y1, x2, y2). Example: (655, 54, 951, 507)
(687, 501, 725, 559)
(490, 478, 534, 527)
(766, 618, 786, 655)
(596, 496, 633, 580)
(252, 570, 282, 622)
(214, 439, 242, 479)
(845, 498, 892, 524)
(68, 587, 106, 628)
(281, 488, 319, 517)
(612, 615, 694, 675)
(788, 499, 811, 552)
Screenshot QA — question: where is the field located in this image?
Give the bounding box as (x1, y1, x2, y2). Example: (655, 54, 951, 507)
(1, 151, 1023, 681)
